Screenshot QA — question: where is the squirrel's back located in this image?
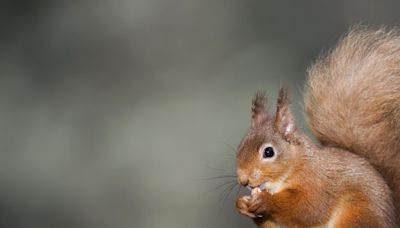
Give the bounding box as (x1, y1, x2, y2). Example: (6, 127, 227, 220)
(305, 27, 400, 220)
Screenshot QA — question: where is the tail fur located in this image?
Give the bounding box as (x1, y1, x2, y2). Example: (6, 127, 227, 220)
(304, 27, 400, 220)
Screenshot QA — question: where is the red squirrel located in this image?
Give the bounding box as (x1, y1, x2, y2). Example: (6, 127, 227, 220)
(235, 27, 400, 227)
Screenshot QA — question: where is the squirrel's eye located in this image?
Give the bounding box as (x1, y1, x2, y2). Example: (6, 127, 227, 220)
(259, 144, 277, 161)
(263, 147, 275, 158)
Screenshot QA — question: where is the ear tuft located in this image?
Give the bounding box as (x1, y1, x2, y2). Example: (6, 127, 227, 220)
(277, 86, 289, 108)
(251, 92, 268, 127)
(275, 86, 297, 142)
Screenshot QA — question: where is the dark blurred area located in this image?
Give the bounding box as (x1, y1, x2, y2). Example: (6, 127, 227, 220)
(1, 0, 400, 227)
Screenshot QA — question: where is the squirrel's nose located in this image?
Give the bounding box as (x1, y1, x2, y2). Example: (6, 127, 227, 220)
(237, 175, 249, 187)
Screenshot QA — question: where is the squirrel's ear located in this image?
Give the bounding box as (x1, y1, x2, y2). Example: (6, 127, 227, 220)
(274, 86, 297, 142)
(251, 92, 268, 127)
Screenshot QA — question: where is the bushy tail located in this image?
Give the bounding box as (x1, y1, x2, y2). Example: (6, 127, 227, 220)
(304, 27, 400, 219)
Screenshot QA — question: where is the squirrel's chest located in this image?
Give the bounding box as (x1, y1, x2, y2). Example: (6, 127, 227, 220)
(261, 219, 338, 228)
(266, 204, 341, 228)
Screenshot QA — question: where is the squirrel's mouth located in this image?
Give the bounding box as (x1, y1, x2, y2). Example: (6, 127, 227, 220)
(247, 181, 269, 191)
(247, 183, 268, 196)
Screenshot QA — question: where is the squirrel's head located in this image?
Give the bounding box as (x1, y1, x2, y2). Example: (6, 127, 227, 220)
(236, 87, 305, 193)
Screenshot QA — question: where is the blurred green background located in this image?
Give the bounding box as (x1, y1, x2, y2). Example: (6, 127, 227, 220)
(2, 0, 400, 227)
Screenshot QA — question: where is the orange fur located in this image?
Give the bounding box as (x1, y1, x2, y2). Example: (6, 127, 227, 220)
(305, 27, 400, 224)
(235, 27, 399, 227)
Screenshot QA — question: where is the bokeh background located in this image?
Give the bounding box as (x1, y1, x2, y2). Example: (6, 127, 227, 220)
(2, 1, 400, 227)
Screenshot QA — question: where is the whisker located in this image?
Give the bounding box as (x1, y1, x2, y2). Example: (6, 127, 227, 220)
(202, 164, 236, 180)
(197, 175, 237, 181)
(219, 182, 235, 203)
(235, 185, 242, 199)
(203, 164, 229, 172)
(200, 180, 236, 197)
(223, 141, 237, 152)
(222, 141, 237, 157)
(220, 182, 238, 211)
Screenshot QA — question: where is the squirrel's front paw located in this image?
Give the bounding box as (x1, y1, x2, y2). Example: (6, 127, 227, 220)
(247, 192, 269, 217)
(236, 188, 270, 219)
(236, 196, 258, 218)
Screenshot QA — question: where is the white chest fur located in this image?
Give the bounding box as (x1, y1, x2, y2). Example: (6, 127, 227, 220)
(261, 168, 292, 195)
